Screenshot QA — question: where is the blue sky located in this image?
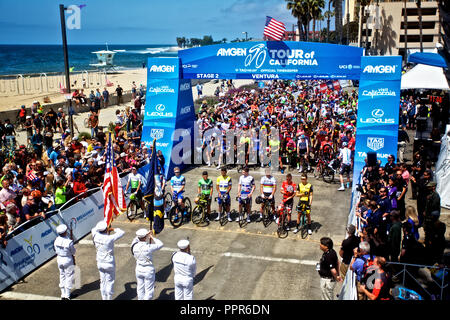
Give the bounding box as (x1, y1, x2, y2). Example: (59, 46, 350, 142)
(0, 0, 337, 44)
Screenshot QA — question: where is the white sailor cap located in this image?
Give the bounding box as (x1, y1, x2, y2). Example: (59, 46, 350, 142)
(56, 224, 68, 235)
(96, 220, 107, 232)
(177, 239, 190, 249)
(136, 228, 148, 238)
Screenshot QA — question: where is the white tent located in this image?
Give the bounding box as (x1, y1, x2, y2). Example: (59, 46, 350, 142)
(401, 63, 449, 91)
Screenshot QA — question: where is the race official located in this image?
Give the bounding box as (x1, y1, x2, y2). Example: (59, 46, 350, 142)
(54, 224, 76, 300)
(172, 239, 197, 300)
(131, 228, 164, 300)
(317, 237, 342, 300)
(92, 220, 125, 300)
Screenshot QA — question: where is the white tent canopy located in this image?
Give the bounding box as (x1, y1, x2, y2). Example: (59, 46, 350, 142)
(401, 63, 449, 90)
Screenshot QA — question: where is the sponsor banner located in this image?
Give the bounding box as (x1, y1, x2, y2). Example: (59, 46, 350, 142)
(145, 78, 179, 120)
(0, 185, 118, 292)
(142, 121, 175, 176)
(147, 57, 180, 79)
(177, 79, 196, 121)
(360, 55, 402, 81)
(352, 56, 402, 182)
(179, 41, 364, 80)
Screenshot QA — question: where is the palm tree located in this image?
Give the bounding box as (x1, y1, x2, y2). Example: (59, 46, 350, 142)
(357, 0, 371, 48)
(286, 0, 307, 41)
(324, 7, 335, 42)
(310, 0, 325, 41)
(331, 0, 343, 44)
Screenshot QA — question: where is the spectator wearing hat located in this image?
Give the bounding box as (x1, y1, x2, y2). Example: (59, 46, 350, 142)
(92, 220, 125, 300)
(131, 228, 164, 300)
(172, 239, 196, 300)
(339, 224, 360, 279)
(54, 224, 76, 300)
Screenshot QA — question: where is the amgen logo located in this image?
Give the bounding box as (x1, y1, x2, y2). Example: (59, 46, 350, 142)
(367, 137, 384, 151)
(216, 48, 247, 57)
(363, 65, 396, 74)
(149, 65, 175, 73)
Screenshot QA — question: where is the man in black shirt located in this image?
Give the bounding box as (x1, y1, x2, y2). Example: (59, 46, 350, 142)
(115, 85, 123, 105)
(318, 237, 342, 300)
(384, 155, 396, 175)
(339, 225, 360, 279)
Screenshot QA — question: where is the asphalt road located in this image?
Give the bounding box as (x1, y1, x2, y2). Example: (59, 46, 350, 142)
(0, 164, 352, 300)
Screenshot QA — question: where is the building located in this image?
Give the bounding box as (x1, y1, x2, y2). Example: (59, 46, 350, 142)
(345, 0, 442, 58)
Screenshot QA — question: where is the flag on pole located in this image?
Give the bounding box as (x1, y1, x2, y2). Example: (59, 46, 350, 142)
(264, 16, 286, 41)
(103, 132, 126, 227)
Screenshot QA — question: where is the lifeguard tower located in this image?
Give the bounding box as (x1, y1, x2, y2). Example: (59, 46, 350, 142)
(90, 44, 117, 72)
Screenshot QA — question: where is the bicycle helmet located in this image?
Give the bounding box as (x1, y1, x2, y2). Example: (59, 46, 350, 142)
(342, 142, 348, 147)
(255, 196, 263, 204)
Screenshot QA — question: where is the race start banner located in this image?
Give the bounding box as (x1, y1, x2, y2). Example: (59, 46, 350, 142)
(178, 41, 364, 80)
(142, 57, 195, 178)
(353, 56, 402, 183)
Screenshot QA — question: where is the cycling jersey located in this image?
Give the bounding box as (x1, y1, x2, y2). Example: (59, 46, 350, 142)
(298, 183, 313, 202)
(198, 178, 213, 196)
(128, 172, 143, 190)
(281, 181, 296, 199)
(170, 175, 186, 193)
(217, 175, 232, 193)
(260, 176, 276, 194)
(339, 147, 352, 165)
(239, 175, 255, 196)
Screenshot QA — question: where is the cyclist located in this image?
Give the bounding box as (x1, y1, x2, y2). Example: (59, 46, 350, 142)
(197, 171, 213, 221)
(216, 167, 232, 221)
(259, 168, 276, 222)
(337, 142, 352, 191)
(294, 173, 313, 235)
(237, 166, 255, 223)
(170, 167, 186, 214)
(278, 173, 297, 230)
(297, 135, 310, 173)
(125, 166, 145, 214)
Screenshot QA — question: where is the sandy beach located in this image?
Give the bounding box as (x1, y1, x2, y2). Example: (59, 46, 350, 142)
(0, 67, 255, 112)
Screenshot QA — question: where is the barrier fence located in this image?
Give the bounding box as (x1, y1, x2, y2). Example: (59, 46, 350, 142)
(0, 175, 128, 293)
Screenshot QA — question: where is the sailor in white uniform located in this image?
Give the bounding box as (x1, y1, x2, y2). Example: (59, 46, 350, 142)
(172, 239, 197, 300)
(54, 224, 76, 300)
(131, 228, 164, 300)
(91, 220, 125, 300)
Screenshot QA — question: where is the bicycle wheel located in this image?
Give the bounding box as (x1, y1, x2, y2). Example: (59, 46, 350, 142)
(164, 192, 172, 217)
(238, 208, 247, 228)
(323, 166, 335, 183)
(300, 213, 308, 239)
(262, 205, 271, 227)
(184, 197, 192, 217)
(277, 213, 288, 238)
(219, 207, 228, 226)
(126, 200, 139, 221)
(191, 205, 203, 225)
(169, 206, 183, 228)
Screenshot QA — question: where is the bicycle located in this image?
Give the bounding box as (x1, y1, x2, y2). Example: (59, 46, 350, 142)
(276, 201, 291, 239)
(313, 157, 335, 183)
(260, 196, 274, 227)
(215, 193, 230, 226)
(126, 193, 144, 221)
(191, 194, 210, 226)
(236, 195, 251, 228)
(295, 202, 309, 239)
(168, 192, 192, 228)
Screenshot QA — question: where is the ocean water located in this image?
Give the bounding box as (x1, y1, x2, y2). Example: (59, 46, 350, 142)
(0, 44, 179, 76)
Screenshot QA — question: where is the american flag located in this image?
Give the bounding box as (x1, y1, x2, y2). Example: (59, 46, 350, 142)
(264, 16, 286, 41)
(103, 133, 126, 227)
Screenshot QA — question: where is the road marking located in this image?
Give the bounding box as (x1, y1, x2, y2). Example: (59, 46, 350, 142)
(0, 291, 60, 300)
(112, 220, 321, 244)
(78, 240, 316, 265)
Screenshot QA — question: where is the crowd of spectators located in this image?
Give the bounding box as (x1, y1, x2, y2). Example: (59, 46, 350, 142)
(0, 87, 149, 248)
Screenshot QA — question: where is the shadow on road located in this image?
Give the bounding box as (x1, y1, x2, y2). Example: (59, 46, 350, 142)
(156, 287, 174, 300)
(194, 265, 214, 285)
(156, 263, 173, 283)
(71, 279, 100, 298)
(115, 281, 137, 300)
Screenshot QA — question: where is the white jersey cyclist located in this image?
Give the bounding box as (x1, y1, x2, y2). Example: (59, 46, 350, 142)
(260, 175, 277, 195)
(238, 175, 255, 198)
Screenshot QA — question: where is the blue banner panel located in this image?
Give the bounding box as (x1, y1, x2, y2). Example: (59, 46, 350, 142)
(178, 41, 364, 80)
(353, 56, 402, 183)
(147, 57, 180, 79)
